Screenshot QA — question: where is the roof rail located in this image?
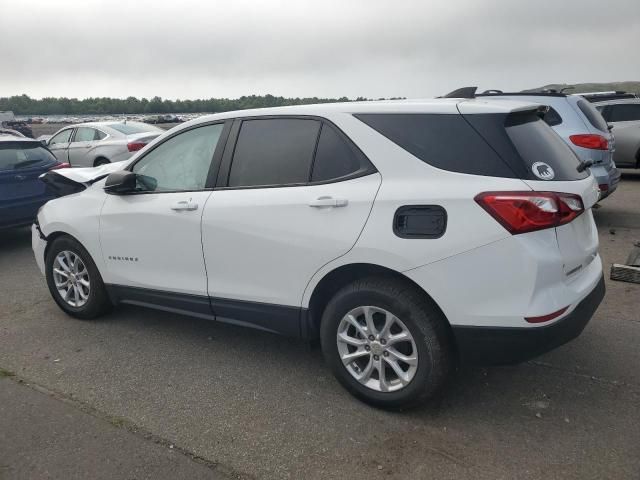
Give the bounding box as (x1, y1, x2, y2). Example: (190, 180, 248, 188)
(441, 87, 477, 99)
(579, 91, 639, 103)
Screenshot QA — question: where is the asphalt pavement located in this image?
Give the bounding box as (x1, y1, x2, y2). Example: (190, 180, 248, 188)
(1, 172, 639, 479)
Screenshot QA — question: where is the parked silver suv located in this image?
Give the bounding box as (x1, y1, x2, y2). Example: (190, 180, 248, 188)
(475, 90, 620, 199)
(581, 92, 640, 169)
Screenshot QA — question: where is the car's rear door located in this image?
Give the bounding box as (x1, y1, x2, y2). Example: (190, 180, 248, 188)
(67, 127, 100, 167)
(201, 117, 380, 334)
(99, 122, 230, 308)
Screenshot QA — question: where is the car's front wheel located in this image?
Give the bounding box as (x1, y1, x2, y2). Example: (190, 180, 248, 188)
(45, 235, 112, 319)
(320, 277, 452, 409)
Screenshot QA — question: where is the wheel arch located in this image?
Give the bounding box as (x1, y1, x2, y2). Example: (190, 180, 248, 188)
(305, 263, 454, 345)
(93, 156, 110, 167)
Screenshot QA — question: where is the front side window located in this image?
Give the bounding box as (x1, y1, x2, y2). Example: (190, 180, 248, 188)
(608, 104, 640, 122)
(228, 118, 320, 187)
(132, 124, 224, 192)
(49, 129, 73, 145)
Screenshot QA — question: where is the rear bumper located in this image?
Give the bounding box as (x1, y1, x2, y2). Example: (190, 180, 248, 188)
(452, 275, 605, 365)
(591, 164, 620, 199)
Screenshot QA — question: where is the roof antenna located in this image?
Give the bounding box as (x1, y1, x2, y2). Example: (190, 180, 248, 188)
(441, 87, 477, 99)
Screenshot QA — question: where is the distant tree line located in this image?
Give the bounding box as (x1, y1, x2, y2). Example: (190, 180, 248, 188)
(0, 94, 405, 116)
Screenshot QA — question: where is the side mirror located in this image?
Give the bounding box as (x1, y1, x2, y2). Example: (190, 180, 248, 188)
(104, 171, 137, 194)
(608, 124, 614, 131)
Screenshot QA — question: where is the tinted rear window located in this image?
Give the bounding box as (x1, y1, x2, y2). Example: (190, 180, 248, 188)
(355, 113, 517, 178)
(0, 142, 57, 171)
(358, 112, 588, 181)
(504, 113, 588, 181)
(577, 99, 609, 132)
(311, 123, 367, 182)
(229, 118, 321, 187)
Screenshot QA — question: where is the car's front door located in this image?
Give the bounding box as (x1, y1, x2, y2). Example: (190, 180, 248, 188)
(201, 118, 381, 334)
(67, 127, 99, 167)
(99, 122, 229, 309)
(47, 128, 73, 163)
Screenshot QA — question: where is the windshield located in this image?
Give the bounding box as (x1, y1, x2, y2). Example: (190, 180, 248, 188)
(0, 142, 57, 171)
(107, 123, 161, 135)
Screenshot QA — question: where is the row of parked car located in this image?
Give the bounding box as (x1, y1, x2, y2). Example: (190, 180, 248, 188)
(2, 89, 639, 231)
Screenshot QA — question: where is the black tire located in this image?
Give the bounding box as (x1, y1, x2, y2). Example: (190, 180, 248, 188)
(94, 158, 110, 167)
(320, 276, 452, 409)
(45, 235, 112, 320)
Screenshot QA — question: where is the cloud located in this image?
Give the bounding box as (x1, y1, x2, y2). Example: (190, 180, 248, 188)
(1, 0, 638, 99)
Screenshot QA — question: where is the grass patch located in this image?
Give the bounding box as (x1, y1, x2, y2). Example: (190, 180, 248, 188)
(0, 368, 15, 378)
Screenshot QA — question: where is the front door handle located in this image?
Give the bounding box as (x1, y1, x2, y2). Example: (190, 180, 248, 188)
(308, 196, 348, 208)
(171, 200, 198, 211)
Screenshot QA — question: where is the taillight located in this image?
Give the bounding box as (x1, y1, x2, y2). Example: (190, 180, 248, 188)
(49, 162, 71, 170)
(569, 134, 608, 150)
(127, 142, 146, 152)
(475, 191, 584, 235)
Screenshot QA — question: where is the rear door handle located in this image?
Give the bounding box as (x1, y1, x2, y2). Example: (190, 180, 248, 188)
(171, 200, 198, 211)
(308, 196, 348, 208)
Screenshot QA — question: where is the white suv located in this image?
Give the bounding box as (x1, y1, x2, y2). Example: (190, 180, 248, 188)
(33, 99, 605, 408)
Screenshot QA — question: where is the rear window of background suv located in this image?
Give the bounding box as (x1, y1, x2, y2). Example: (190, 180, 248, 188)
(356, 112, 588, 181)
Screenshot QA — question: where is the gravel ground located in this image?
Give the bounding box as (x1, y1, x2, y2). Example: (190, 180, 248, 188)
(0, 172, 639, 479)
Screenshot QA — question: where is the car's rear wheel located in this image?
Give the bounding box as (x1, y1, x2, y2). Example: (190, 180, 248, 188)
(320, 277, 452, 409)
(45, 236, 112, 319)
(94, 158, 110, 166)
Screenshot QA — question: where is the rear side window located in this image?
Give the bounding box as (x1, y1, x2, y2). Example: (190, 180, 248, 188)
(229, 119, 320, 187)
(311, 123, 367, 182)
(74, 127, 99, 142)
(504, 113, 588, 181)
(355, 113, 517, 178)
(576, 99, 609, 132)
(542, 107, 562, 127)
(0, 142, 57, 171)
(607, 104, 640, 122)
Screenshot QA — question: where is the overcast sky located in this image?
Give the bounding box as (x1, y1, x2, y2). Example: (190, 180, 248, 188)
(1, 0, 639, 100)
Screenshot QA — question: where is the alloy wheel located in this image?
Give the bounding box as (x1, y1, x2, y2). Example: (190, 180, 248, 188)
(52, 250, 90, 308)
(336, 306, 418, 392)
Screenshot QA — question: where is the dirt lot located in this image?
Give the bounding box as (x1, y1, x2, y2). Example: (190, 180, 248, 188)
(0, 173, 639, 479)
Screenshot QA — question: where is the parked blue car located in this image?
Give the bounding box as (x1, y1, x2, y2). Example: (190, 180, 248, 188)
(0, 135, 68, 229)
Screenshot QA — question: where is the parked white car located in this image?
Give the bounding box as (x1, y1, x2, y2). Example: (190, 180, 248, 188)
(42, 121, 163, 167)
(33, 99, 605, 408)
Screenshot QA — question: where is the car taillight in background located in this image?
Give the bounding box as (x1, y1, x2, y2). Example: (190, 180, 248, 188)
(569, 134, 608, 150)
(49, 162, 71, 170)
(127, 142, 147, 152)
(475, 191, 584, 235)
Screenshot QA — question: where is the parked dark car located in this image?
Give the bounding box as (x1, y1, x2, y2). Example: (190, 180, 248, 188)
(1, 120, 33, 138)
(0, 135, 69, 229)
